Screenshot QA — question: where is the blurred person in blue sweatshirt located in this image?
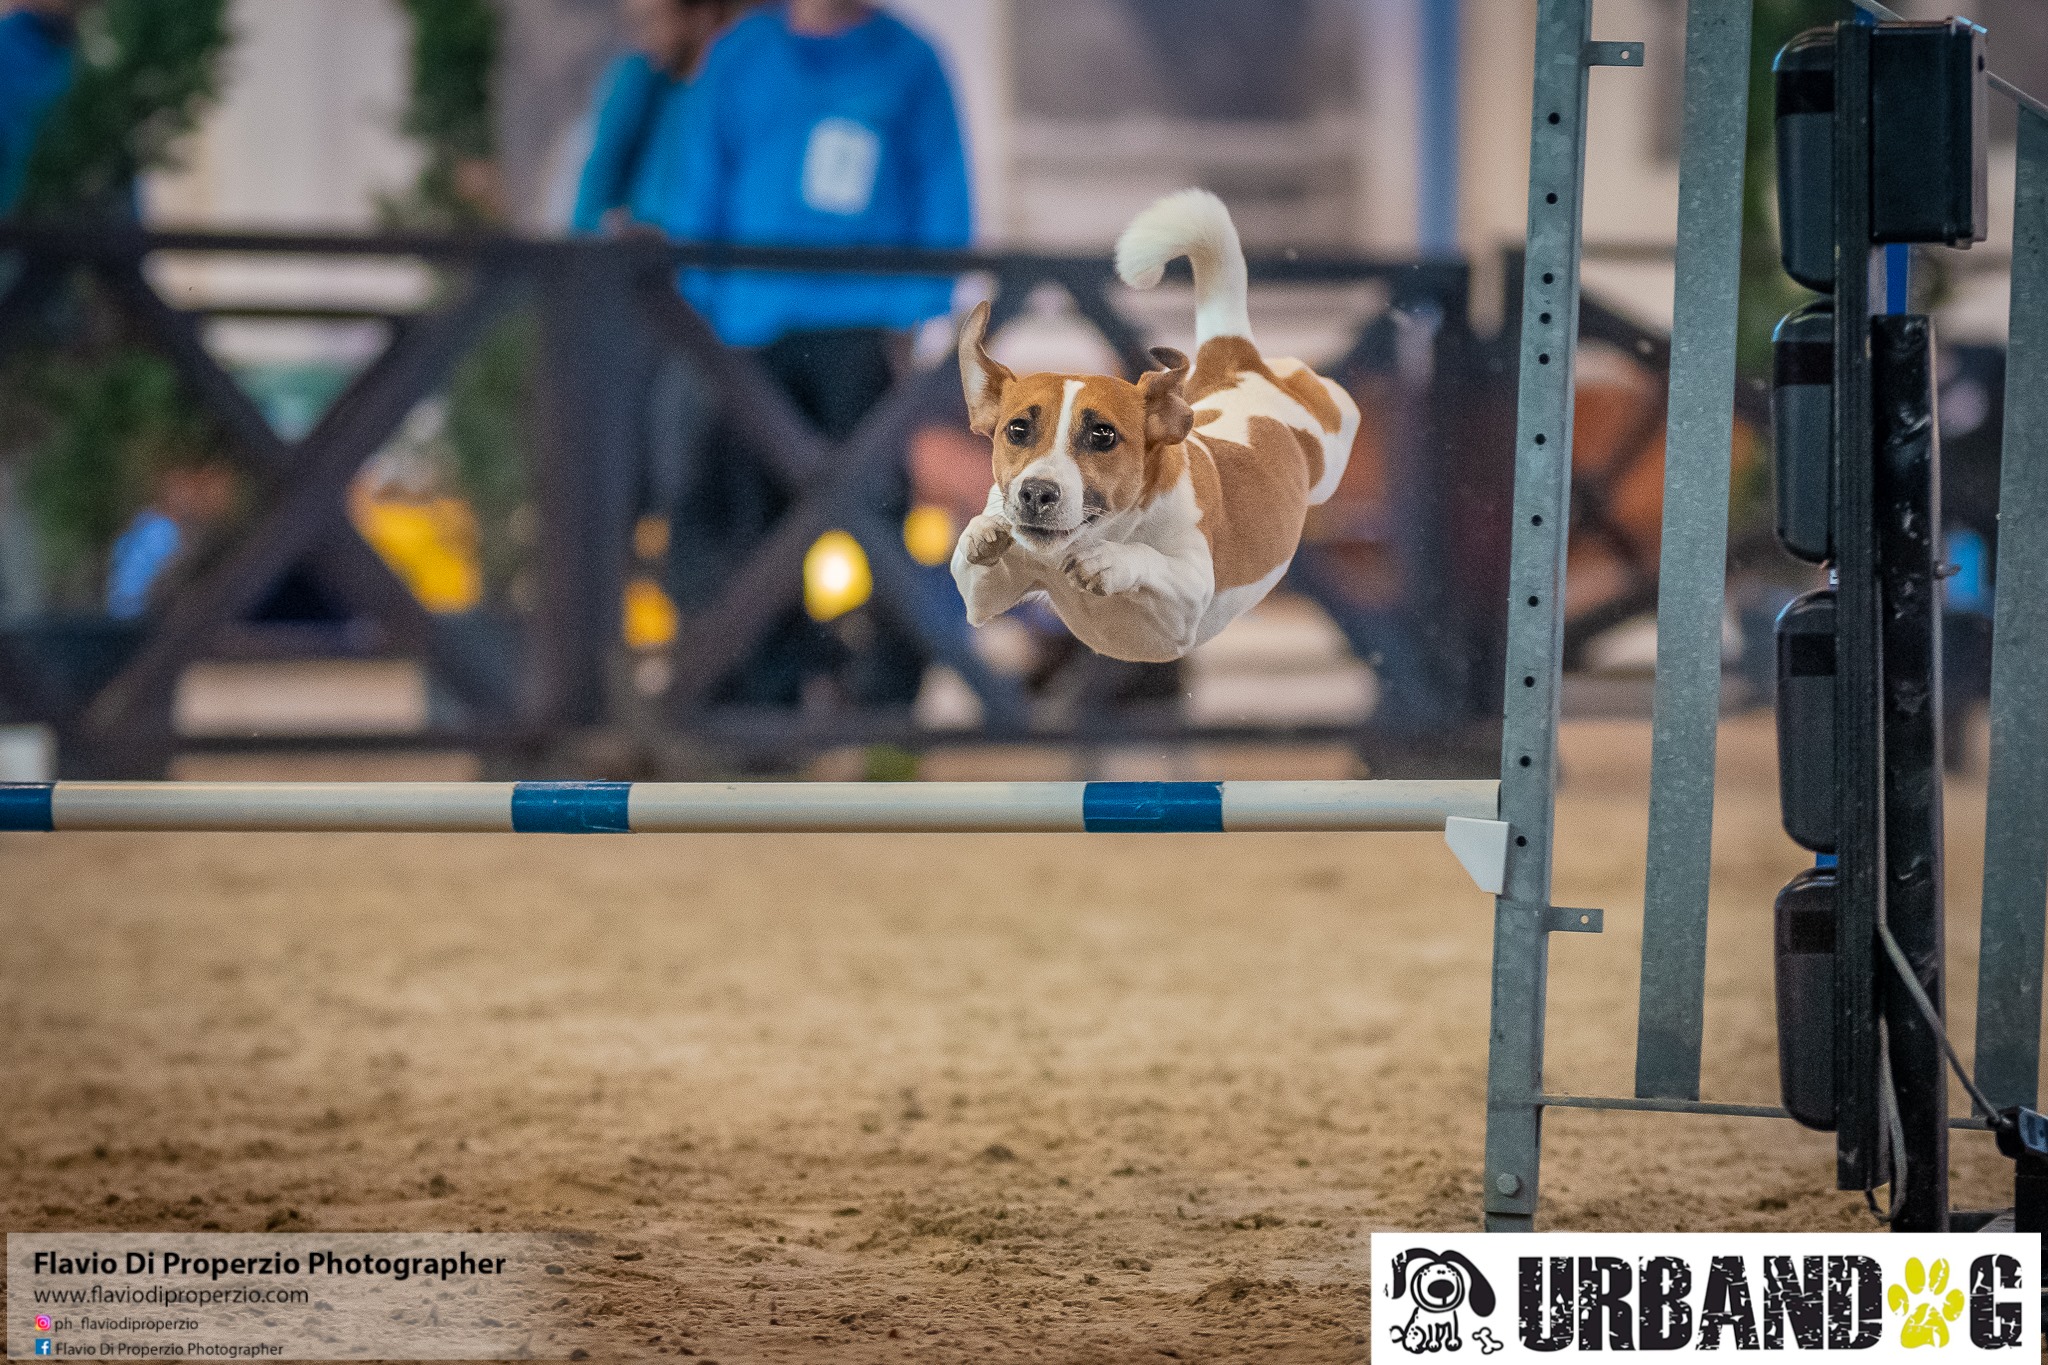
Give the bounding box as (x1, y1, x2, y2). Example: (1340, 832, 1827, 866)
(571, 0, 743, 235)
(660, 0, 972, 709)
(0, 0, 83, 216)
(570, 0, 746, 618)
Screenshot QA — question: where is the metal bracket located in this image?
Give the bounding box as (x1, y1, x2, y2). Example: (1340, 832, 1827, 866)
(1445, 816, 1510, 895)
(1546, 905, 1604, 935)
(1502, 898, 1605, 935)
(1584, 40, 1646, 67)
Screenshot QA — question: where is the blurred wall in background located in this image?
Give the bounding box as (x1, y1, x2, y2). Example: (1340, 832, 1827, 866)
(145, 0, 418, 229)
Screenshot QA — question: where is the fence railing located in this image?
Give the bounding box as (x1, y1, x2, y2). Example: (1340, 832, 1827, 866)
(0, 226, 1700, 777)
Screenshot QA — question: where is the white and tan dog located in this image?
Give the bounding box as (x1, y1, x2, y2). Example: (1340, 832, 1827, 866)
(951, 189, 1359, 663)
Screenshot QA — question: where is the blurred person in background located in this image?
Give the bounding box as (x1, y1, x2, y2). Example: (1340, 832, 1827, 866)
(105, 459, 234, 621)
(0, 0, 84, 216)
(571, 0, 744, 234)
(661, 0, 971, 710)
(571, 0, 748, 639)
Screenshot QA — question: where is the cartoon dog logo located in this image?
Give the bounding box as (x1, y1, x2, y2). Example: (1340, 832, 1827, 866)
(1386, 1247, 1499, 1354)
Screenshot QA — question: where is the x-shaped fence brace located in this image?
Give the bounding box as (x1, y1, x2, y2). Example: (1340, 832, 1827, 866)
(633, 244, 1184, 736)
(0, 227, 1507, 771)
(0, 230, 528, 767)
(637, 243, 1486, 744)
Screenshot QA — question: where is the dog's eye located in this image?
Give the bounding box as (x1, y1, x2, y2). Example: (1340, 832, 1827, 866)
(1085, 424, 1118, 452)
(1004, 418, 1032, 444)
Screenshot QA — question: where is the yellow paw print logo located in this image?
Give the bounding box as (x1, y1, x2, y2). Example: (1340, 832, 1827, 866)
(1887, 1257, 1966, 1348)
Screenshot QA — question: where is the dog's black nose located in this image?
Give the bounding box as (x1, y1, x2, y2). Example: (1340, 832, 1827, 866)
(1016, 479, 1061, 518)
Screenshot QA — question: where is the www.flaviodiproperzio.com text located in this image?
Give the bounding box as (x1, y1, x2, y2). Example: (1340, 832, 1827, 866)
(30, 1285, 309, 1309)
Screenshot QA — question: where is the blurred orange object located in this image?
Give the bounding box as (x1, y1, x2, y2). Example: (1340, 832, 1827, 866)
(624, 575, 680, 649)
(903, 505, 955, 566)
(350, 491, 483, 613)
(804, 530, 873, 622)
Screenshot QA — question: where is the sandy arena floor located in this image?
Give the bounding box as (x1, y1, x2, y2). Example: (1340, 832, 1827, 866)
(1, 716, 2028, 1362)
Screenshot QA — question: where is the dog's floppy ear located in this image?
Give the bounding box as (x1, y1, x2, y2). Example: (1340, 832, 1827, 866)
(1388, 1250, 1419, 1301)
(1138, 346, 1193, 446)
(1439, 1252, 1494, 1316)
(958, 301, 1015, 437)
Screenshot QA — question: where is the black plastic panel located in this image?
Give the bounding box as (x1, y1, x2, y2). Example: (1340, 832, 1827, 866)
(1773, 302, 1834, 563)
(1776, 867, 1839, 1131)
(1774, 29, 1837, 292)
(1871, 21, 1989, 248)
(1776, 589, 1837, 853)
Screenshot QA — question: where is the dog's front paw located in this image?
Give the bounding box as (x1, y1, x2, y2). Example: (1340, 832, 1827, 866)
(1063, 544, 1138, 597)
(959, 514, 1014, 567)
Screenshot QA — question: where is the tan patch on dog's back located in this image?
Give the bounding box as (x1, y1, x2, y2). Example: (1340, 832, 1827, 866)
(1184, 416, 1317, 590)
(1187, 337, 1265, 404)
(1188, 340, 1338, 432)
(1269, 360, 1343, 434)
(1179, 338, 1343, 584)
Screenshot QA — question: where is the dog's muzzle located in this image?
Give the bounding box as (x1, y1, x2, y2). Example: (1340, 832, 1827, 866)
(1009, 478, 1080, 540)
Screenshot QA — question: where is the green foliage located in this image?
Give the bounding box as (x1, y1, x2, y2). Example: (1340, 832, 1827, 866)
(19, 0, 231, 219)
(387, 0, 531, 602)
(15, 342, 228, 602)
(388, 0, 502, 227)
(443, 313, 536, 598)
(5, 0, 234, 608)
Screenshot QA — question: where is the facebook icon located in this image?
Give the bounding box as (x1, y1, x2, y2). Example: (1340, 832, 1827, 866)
(35, 1341, 53, 1356)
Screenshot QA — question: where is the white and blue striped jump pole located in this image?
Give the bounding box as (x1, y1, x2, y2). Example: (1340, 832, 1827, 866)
(0, 779, 1510, 890)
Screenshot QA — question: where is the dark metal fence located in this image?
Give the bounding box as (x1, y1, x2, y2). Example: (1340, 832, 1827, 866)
(0, 226, 1684, 778)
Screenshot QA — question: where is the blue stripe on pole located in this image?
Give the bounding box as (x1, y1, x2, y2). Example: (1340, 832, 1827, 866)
(1081, 782, 1223, 833)
(510, 781, 632, 834)
(0, 782, 55, 832)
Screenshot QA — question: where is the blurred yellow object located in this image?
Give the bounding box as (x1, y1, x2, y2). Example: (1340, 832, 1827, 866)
(634, 515, 670, 562)
(902, 504, 955, 567)
(624, 575, 679, 649)
(352, 493, 482, 613)
(804, 530, 872, 622)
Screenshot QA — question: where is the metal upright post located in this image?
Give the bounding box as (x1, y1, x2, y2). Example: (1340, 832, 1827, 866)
(1634, 0, 1756, 1103)
(1482, 0, 1596, 1231)
(532, 243, 641, 731)
(1975, 105, 2048, 1116)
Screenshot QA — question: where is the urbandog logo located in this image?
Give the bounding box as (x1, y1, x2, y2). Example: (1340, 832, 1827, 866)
(1385, 1247, 1503, 1354)
(1370, 1234, 2040, 1359)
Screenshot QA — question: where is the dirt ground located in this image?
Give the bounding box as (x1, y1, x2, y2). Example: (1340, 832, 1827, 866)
(1, 716, 2028, 1362)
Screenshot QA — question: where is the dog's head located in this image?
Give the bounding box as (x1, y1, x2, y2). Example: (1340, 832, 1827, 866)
(958, 301, 1193, 553)
(1389, 1249, 1495, 1318)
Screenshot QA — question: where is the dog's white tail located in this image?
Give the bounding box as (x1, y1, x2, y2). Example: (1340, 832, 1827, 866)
(1115, 189, 1251, 348)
